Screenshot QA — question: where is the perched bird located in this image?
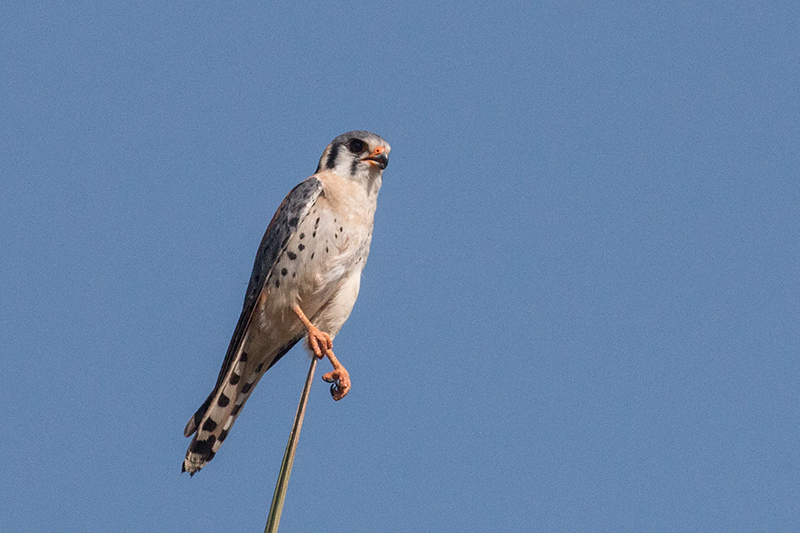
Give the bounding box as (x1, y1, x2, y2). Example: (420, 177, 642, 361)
(183, 131, 390, 475)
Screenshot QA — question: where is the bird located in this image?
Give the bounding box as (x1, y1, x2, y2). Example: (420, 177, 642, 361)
(182, 131, 390, 475)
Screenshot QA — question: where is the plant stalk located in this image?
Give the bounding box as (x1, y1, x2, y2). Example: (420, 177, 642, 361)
(265, 357, 317, 533)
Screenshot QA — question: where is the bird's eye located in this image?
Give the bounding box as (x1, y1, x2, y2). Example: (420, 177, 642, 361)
(348, 139, 365, 153)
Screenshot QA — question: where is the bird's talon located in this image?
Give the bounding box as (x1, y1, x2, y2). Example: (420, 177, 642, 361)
(321, 369, 350, 401)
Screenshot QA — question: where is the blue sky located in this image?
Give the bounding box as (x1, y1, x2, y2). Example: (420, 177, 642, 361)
(2, 1, 798, 531)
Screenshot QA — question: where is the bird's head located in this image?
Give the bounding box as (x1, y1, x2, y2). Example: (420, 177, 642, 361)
(316, 131, 391, 186)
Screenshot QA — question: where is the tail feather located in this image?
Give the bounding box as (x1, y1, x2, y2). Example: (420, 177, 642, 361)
(183, 351, 251, 475)
(184, 394, 212, 437)
(182, 335, 302, 475)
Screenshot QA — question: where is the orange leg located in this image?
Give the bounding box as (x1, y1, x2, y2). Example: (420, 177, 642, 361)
(292, 305, 351, 401)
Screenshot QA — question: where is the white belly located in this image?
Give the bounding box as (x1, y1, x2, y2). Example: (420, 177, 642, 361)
(255, 196, 373, 344)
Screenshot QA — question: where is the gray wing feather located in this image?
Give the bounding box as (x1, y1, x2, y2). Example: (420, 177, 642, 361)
(184, 177, 324, 437)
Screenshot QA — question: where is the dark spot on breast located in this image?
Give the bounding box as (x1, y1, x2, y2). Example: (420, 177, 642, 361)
(275, 279, 280, 288)
(315, 217, 320, 228)
(312, 231, 316, 237)
(339, 226, 343, 232)
(334, 234, 338, 239)
(310, 253, 314, 259)
(326, 246, 329, 253)
(287, 251, 297, 260)
(202, 418, 217, 432)
(217, 394, 230, 407)
(299, 233, 305, 239)
(281, 268, 288, 276)
(298, 244, 305, 251)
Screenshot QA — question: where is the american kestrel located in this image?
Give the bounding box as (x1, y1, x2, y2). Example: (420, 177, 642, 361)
(183, 131, 390, 475)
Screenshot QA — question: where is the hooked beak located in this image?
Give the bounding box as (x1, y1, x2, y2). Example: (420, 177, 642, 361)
(362, 145, 389, 170)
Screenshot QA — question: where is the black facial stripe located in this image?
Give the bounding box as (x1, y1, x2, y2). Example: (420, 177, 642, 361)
(325, 144, 339, 169)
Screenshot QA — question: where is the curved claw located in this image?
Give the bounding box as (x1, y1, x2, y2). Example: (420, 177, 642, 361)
(321, 369, 350, 401)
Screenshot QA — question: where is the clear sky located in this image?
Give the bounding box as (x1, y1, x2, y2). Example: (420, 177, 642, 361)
(2, 1, 798, 531)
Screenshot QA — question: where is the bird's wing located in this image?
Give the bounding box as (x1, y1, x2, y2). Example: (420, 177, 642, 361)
(184, 177, 324, 438)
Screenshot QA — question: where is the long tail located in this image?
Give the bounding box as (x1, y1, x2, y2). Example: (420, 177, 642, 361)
(182, 336, 301, 475)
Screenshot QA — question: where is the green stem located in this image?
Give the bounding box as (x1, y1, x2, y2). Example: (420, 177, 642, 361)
(265, 357, 317, 533)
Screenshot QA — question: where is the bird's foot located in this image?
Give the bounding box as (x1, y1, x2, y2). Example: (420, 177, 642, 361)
(322, 365, 351, 401)
(292, 304, 351, 401)
(305, 325, 333, 360)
